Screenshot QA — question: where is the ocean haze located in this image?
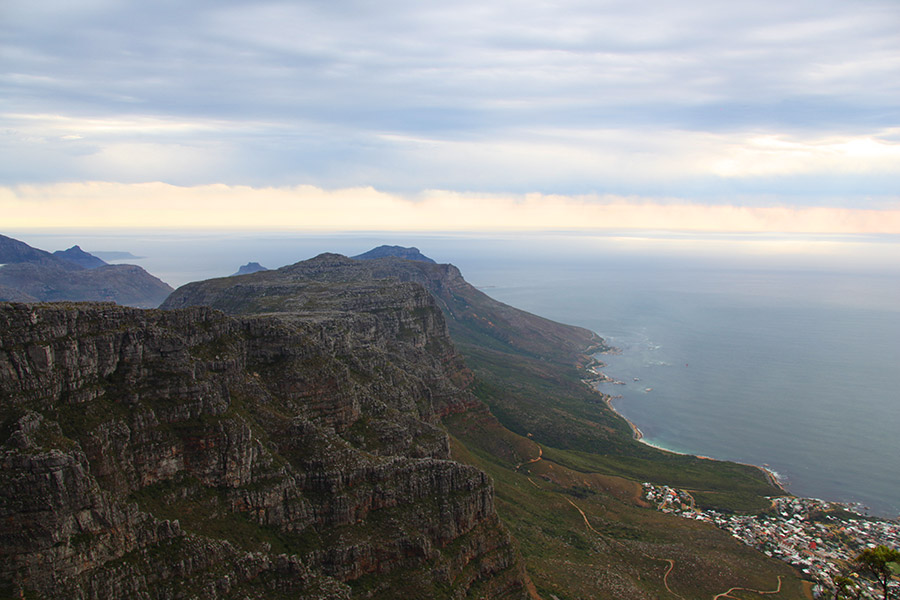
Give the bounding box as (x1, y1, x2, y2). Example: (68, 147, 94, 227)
(7, 229, 900, 518)
(452, 237, 900, 519)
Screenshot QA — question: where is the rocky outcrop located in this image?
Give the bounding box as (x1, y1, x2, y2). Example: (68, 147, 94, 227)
(0, 298, 528, 599)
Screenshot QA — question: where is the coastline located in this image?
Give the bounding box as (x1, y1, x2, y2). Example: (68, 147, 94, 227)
(582, 346, 789, 495)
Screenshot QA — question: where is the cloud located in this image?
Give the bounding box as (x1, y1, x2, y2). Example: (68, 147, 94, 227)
(4, 182, 900, 233)
(1, 0, 898, 207)
(4, 109, 900, 202)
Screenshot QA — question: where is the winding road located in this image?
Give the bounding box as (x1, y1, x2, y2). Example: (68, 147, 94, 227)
(522, 450, 787, 600)
(564, 497, 686, 599)
(713, 576, 783, 599)
(515, 445, 543, 470)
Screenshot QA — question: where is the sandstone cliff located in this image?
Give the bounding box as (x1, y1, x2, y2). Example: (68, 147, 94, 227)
(0, 297, 528, 599)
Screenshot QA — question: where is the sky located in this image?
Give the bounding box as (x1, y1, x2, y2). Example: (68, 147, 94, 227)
(2, 0, 900, 231)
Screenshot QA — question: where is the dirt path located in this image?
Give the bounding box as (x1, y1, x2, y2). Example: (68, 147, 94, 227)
(661, 559, 678, 597)
(527, 467, 785, 600)
(713, 575, 783, 599)
(516, 445, 543, 471)
(524, 577, 543, 600)
(563, 497, 686, 599)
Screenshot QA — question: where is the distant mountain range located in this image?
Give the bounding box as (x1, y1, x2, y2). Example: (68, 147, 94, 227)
(0, 234, 173, 307)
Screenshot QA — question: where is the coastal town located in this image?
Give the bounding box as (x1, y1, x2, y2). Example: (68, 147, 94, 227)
(643, 483, 900, 598)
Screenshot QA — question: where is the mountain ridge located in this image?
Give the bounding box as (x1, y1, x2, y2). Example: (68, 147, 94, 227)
(1, 246, 804, 599)
(164, 251, 601, 367)
(0, 234, 173, 308)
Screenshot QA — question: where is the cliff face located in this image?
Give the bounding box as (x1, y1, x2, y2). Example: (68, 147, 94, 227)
(0, 299, 527, 599)
(163, 253, 604, 366)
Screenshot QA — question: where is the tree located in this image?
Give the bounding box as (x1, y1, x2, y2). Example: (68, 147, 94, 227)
(855, 545, 900, 600)
(833, 575, 861, 600)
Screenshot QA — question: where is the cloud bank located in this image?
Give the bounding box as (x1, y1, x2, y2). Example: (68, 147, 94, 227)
(5, 182, 900, 233)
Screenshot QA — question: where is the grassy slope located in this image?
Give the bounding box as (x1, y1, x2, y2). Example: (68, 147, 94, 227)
(163, 253, 811, 597)
(442, 324, 809, 598)
(446, 400, 807, 599)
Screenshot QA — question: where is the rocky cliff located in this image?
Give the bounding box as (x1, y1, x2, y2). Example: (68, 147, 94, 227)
(163, 253, 603, 366)
(0, 297, 528, 598)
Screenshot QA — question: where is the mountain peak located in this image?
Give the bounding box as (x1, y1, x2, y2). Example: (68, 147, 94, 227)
(53, 245, 107, 269)
(353, 245, 436, 263)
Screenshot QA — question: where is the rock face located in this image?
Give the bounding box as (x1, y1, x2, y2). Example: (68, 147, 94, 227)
(0, 234, 173, 308)
(0, 296, 528, 598)
(164, 253, 603, 367)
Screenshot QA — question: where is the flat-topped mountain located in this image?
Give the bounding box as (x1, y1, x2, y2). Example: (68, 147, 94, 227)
(352, 245, 436, 263)
(232, 261, 268, 276)
(0, 234, 173, 308)
(164, 252, 601, 366)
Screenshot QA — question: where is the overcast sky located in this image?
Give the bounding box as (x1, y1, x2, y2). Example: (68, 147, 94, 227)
(3, 0, 900, 231)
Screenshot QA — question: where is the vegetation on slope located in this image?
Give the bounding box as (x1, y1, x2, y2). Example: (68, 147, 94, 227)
(163, 249, 809, 598)
(396, 251, 811, 598)
(445, 400, 806, 599)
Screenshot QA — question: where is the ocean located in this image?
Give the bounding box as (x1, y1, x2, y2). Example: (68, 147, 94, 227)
(9, 229, 900, 518)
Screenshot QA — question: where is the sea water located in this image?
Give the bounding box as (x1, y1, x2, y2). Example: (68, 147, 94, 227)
(9, 229, 900, 518)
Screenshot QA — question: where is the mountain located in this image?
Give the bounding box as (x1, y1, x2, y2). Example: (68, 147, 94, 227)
(232, 261, 268, 276)
(0, 233, 75, 269)
(0, 284, 36, 302)
(353, 245, 436, 263)
(165, 252, 599, 367)
(1, 294, 528, 598)
(52, 245, 108, 269)
(2, 249, 804, 599)
(0, 234, 173, 308)
(169, 250, 806, 596)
